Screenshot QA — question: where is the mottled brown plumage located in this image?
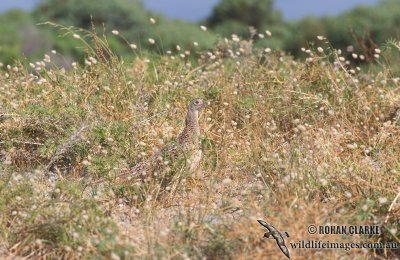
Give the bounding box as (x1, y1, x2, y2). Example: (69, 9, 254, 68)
(119, 98, 207, 182)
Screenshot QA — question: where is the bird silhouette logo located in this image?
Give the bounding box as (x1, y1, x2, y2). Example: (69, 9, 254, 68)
(257, 220, 291, 259)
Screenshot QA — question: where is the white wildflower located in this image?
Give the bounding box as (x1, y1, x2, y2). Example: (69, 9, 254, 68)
(378, 197, 387, 204)
(148, 38, 156, 45)
(222, 178, 232, 185)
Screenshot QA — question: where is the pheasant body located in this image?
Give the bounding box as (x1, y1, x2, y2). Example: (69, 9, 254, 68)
(121, 99, 207, 181)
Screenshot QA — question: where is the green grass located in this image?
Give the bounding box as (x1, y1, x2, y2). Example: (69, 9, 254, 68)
(0, 28, 399, 259)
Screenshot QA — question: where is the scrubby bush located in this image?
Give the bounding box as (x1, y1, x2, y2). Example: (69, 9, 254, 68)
(0, 24, 399, 258)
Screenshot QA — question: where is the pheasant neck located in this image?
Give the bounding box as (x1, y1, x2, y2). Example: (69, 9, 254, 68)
(186, 109, 200, 136)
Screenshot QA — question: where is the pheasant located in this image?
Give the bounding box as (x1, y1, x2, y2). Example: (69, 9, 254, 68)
(119, 98, 208, 182)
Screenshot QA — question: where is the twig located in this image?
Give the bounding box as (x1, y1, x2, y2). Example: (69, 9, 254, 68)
(0, 113, 21, 117)
(0, 141, 44, 146)
(384, 189, 400, 225)
(46, 121, 93, 170)
(382, 189, 400, 258)
(131, 109, 170, 129)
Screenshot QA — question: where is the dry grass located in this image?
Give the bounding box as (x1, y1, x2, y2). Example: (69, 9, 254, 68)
(0, 28, 399, 259)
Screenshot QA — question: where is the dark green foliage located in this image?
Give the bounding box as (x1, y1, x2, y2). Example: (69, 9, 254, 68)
(0, 0, 217, 64)
(207, 0, 282, 39)
(0, 10, 41, 64)
(34, 0, 148, 30)
(208, 0, 281, 28)
(284, 0, 400, 57)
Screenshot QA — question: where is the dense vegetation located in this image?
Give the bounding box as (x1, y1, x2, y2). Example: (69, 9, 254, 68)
(0, 0, 399, 66)
(1, 20, 400, 258)
(0, 0, 399, 259)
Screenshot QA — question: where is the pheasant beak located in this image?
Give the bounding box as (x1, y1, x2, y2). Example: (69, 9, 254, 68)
(202, 101, 210, 108)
